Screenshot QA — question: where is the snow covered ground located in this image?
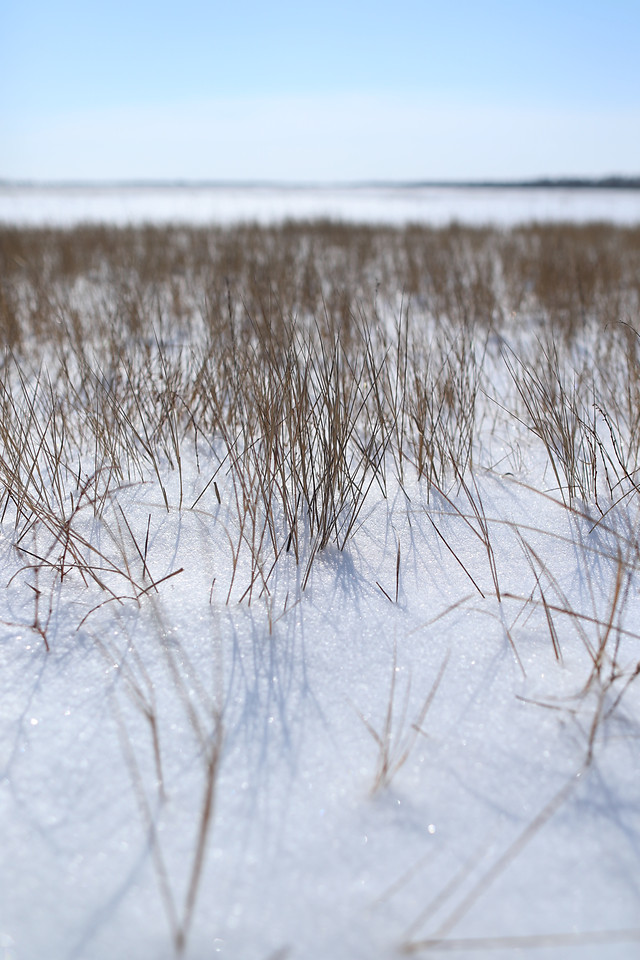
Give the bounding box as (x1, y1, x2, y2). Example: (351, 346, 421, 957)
(2, 182, 640, 228)
(0, 221, 639, 960)
(3, 461, 639, 960)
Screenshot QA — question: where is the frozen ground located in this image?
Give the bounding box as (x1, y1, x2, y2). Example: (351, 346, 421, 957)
(1, 219, 640, 960)
(1, 442, 640, 960)
(2, 183, 640, 228)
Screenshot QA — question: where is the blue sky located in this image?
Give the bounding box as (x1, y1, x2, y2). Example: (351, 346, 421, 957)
(1, 0, 639, 181)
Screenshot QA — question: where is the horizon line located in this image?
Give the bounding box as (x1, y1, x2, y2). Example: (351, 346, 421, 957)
(2, 175, 640, 191)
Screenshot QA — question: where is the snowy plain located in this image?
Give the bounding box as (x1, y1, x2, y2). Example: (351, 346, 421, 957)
(1, 197, 640, 960)
(3, 182, 640, 228)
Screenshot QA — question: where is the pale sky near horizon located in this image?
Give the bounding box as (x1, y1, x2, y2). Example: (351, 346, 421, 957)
(1, 0, 639, 182)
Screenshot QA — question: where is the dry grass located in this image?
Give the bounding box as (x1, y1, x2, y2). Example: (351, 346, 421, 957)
(2, 222, 639, 577)
(358, 646, 448, 795)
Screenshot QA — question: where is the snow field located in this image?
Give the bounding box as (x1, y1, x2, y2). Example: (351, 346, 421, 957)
(3, 183, 640, 229)
(1, 221, 640, 959)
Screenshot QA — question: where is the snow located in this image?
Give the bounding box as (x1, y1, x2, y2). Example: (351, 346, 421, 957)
(1, 214, 640, 960)
(1, 446, 639, 959)
(2, 183, 640, 228)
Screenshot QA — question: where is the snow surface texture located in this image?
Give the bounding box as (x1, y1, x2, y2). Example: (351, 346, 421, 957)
(1, 221, 640, 960)
(2, 183, 640, 228)
(2, 458, 639, 960)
